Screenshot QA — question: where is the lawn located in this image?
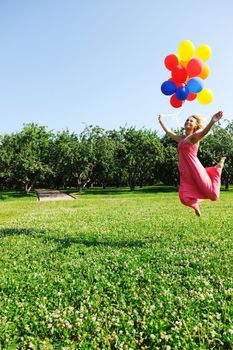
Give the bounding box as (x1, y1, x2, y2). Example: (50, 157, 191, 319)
(0, 187, 232, 349)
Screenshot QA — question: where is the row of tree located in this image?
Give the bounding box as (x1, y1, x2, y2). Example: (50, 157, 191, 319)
(0, 121, 232, 193)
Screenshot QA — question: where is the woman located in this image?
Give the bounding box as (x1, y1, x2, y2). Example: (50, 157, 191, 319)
(158, 111, 226, 216)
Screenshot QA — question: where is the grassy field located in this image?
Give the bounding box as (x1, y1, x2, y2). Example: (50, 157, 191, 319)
(0, 186, 232, 350)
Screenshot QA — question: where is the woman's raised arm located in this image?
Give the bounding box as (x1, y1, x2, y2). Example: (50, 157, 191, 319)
(158, 115, 183, 143)
(192, 111, 223, 143)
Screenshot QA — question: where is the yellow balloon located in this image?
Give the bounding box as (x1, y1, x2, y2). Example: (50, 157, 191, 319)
(198, 63, 210, 80)
(197, 88, 214, 104)
(178, 40, 195, 61)
(195, 45, 212, 61)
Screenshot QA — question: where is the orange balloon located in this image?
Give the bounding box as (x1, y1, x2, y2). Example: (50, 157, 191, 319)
(180, 60, 188, 68)
(198, 63, 210, 80)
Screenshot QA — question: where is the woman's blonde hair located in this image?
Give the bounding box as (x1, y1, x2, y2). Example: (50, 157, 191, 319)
(191, 115, 206, 130)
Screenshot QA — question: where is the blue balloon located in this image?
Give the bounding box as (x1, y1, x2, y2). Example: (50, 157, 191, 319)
(161, 80, 177, 96)
(175, 86, 189, 101)
(187, 78, 204, 93)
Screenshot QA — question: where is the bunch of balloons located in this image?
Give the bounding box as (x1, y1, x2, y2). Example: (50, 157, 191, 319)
(161, 40, 213, 108)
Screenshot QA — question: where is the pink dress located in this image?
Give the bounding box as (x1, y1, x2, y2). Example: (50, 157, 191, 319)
(178, 137, 222, 210)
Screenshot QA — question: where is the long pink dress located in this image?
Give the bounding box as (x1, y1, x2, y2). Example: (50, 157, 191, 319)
(178, 137, 222, 211)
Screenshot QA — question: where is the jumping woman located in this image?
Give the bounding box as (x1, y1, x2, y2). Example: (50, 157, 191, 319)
(158, 111, 226, 216)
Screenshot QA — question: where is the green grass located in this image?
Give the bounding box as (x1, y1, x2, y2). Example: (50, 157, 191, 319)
(0, 187, 232, 349)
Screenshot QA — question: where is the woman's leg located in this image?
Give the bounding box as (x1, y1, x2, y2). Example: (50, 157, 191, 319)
(192, 157, 225, 201)
(204, 167, 221, 201)
(179, 191, 201, 217)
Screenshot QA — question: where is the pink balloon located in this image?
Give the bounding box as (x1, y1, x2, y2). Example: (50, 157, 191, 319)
(187, 58, 204, 78)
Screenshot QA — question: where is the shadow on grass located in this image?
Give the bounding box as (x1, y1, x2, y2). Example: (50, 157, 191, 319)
(0, 191, 36, 201)
(0, 227, 148, 250)
(0, 228, 45, 237)
(43, 236, 147, 251)
(64, 185, 178, 196)
(138, 186, 178, 194)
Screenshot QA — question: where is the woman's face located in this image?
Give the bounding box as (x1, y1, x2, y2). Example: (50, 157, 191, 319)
(184, 116, 198, 131)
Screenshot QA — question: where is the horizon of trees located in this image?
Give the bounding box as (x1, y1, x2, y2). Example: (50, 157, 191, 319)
(0, 121, 232, 193)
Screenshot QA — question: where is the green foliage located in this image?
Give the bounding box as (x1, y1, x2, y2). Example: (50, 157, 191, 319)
(122, 127, 164, 190)
(49, 130, 80, 188)
(0, 188, 232, 348)
(79, 126, 116, 190)
(0, 121, 233, 192)
(160, 135, 179, 186)
(0, 124, 54, 192)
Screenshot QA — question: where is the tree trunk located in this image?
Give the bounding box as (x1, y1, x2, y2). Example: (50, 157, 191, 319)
(24, 174, 39, 194)
(129, 179, 135, 191)
(24, 182, 30, 194)
(225, 177, 229, 190)
(77, 179, 89, 193)
(128, 174, 135, 191)
(28, 174, 39, 193)
(77, 184, 84, 194)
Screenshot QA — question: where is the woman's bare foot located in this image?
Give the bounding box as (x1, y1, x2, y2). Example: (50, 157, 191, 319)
(193, 203, 201, 217)
(194, 207, 201, 217)
(216, 156, 226, 169)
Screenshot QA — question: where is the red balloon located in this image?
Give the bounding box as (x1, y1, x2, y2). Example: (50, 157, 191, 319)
(187, 58, 204, 78)
(169, 78, 184, 87)
(170, 94, 184, 108)
(171, 65, 188, 83)
(164, 54, 179, 71)
(187, 92, 197, 101)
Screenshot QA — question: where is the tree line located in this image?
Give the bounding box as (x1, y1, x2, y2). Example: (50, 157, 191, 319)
(0, 121, 232, 193)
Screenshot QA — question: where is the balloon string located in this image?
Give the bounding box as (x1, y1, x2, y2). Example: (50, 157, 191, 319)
(161, 105, 184, 129)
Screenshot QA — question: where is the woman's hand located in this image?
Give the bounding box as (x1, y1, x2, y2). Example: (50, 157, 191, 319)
(212, 111, 223, 123)
(158, 115, 163, 123)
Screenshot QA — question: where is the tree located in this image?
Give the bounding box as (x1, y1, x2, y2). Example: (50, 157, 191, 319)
(0, 134, 18, 190)
(92, 130, 116, 188)
(51, 128, 94, 193)
(0, 124, 54, 193)
(107, 128, 128, 187)
(48, 130, 78, 188)
(120, 127, 164, 190)
(158, 134, 179, 186)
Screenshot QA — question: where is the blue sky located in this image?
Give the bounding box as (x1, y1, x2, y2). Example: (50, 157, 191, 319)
(0, 0, 232, 135)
